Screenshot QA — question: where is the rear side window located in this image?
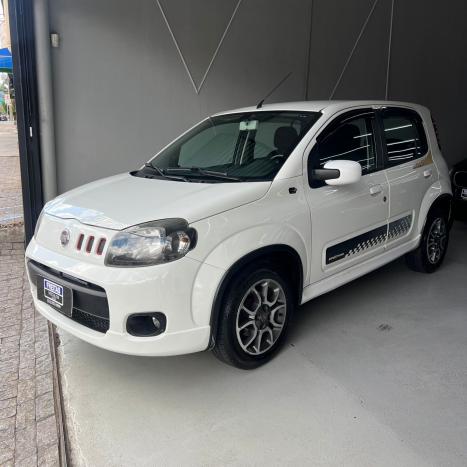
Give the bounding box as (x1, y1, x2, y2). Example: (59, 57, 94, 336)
(381, 110, 428, 166)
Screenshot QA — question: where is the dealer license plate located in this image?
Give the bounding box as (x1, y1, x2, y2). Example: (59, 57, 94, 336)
(37, 276, 73, 318)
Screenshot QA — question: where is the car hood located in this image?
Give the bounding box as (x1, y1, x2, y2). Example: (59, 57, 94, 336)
(44, 173, 271, 230)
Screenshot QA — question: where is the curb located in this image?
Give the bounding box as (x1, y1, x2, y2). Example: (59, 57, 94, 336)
(48, 323, 70, 466)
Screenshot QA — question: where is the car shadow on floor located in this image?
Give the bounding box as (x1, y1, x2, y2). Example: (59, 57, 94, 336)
(289, 220, 467, 347)
(289, 256, 408, 342)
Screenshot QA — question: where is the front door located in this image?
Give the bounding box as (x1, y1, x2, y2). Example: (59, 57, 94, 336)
(305, 109, 389, 284)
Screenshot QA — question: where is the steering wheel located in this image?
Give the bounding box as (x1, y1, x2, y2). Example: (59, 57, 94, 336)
(270, 154, 286, 160)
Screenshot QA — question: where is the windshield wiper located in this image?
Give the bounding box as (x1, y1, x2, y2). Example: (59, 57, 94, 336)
(164, 167, 241, 182)
(142, 163, 190, 182)
(144, 162, 164, 176)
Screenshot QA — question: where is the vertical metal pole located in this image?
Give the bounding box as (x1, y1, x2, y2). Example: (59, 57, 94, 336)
(34, 0, 57, 201)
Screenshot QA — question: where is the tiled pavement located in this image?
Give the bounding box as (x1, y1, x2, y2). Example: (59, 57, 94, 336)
(0, 235, 61, 466)
(1, 121, 61, 465)
(0, 124, 23, 225)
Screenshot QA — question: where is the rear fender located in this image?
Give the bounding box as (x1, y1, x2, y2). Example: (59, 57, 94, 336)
(417, 179, 453, 234)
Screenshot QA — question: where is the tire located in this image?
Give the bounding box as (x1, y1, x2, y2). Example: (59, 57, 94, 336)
(405, 206, 449, 273)
(212, 264, 293, 369)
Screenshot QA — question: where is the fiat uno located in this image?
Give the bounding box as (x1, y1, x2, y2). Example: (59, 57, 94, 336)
(26, 101, 452, 369)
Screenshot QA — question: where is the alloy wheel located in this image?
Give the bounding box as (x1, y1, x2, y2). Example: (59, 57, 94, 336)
(235, 279, 287, 356)
(426, 217, 447, 264)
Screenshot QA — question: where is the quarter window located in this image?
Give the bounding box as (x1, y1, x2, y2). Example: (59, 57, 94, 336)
(315, 115, 377, 176)
(381, 111, 428, 166)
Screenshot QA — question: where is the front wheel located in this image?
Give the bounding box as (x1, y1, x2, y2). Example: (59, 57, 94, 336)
(405, 208, 449, 273)
(212, 266, 293, 369)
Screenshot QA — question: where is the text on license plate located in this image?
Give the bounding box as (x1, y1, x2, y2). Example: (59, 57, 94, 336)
(43, 279, 63, 306)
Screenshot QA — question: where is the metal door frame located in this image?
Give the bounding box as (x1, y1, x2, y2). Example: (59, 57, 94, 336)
(9, 0, 44, 243)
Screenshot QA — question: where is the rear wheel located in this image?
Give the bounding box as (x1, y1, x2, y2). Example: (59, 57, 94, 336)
(405, 207, 449, 273)
(212, 265, 293, 369)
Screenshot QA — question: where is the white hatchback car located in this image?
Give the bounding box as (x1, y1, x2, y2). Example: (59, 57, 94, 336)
(26, 101, 452, 369)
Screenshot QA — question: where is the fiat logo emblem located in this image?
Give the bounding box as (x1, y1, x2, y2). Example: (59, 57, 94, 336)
(60, 229, 71, 247)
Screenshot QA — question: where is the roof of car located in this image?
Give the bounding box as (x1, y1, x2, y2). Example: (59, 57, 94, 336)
(213, 100, 424, 116)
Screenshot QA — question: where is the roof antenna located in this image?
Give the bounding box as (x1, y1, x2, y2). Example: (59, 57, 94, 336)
(256, 71, 293, 109)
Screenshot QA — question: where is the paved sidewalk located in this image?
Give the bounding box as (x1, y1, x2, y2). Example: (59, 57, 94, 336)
(0, 123, 23, 225)
(0, 122, 61, 465)
(0, 234, 61, 467)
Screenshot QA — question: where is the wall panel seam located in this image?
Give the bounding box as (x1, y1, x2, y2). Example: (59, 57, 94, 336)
(385, 0, 395, 99)
(155, 0, 242, 95)
(329, 0, 379, 99)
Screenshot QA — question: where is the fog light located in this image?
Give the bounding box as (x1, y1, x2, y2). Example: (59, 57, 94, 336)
(126, 313, 166, 337)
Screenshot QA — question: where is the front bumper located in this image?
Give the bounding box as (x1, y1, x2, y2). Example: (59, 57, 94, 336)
(26, 238, 212, 356)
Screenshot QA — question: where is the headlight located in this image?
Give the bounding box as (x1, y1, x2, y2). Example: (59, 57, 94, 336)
(105, 219, 197, 267)
(34, 210, 44, 239)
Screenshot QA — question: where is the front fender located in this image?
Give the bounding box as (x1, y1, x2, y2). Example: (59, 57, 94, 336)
(190, 224, 308, 327)
(201, 223, 307, 272)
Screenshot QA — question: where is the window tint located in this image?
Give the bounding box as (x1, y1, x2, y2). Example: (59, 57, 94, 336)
(316, 115, 377, 175)
(382, 111, 428, 166)
(151, 111, 320, 181)
(253, 120, 302, 159)
(179, 123, 237, 167)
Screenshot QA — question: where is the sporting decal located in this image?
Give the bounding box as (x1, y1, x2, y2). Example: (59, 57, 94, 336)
(413, 152, 433, 169)
(387, 214, 412, 241)
(326, 214, 413, 265)
(326, 224, 387, 265)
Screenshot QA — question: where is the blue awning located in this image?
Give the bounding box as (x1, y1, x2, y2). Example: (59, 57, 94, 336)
(0, 48, 13, 72)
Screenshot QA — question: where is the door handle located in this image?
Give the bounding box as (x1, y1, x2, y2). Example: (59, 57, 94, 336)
(369, 184, 383, 196)
(423, 169, 433, 178)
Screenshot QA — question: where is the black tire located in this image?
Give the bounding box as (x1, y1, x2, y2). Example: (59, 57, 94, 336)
(405, 206, 449, 273)
(212, 264, 293, 369)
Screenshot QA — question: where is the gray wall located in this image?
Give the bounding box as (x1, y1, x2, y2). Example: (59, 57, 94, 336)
(49, 0, 467, 193)
(307, 0, 467, 171)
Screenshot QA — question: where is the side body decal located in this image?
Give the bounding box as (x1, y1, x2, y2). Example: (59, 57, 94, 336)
(326, 214, 412, 265)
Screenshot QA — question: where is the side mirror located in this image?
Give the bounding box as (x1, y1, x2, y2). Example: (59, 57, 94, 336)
(312, 160, 362, 186)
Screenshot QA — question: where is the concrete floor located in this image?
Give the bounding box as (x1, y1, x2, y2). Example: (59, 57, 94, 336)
(58, 222, 467, 467)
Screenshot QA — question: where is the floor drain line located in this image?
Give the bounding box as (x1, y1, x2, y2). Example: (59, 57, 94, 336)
(48, 323, 70, 466)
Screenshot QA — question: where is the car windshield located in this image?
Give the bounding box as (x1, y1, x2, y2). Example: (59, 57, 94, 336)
(140, 111, 321, 182)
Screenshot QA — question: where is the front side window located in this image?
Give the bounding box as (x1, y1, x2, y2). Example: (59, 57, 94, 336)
(139, 111, 321, 182)
(381, 110, 428, 166)
(313, 114, 377, 178)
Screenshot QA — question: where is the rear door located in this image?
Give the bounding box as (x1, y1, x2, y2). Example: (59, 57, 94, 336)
(305, 109, 389, 284)
(378, 107, 437, 249)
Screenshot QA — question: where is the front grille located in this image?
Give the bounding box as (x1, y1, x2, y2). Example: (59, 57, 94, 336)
(28, 260, 110, 334)
(75, 232, 107, 256)
(72, 308, 110, 333)
(29, 259, 105, 293)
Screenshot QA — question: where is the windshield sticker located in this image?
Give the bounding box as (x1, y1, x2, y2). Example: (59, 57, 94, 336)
(239, 120, 258, 131)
